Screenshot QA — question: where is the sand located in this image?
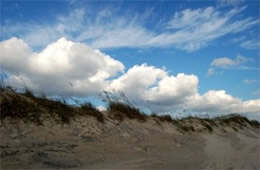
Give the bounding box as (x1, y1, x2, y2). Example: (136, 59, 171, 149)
(0, 116, 259, 169)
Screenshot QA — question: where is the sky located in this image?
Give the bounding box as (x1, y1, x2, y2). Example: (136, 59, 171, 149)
(0, 0, 260, 119)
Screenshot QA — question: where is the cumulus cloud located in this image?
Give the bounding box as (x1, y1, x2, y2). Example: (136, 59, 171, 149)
(107, 63, 259, 114)
(0, 38, 259, 116)
(185, 90, 260, 114)
(1, 5, 259, 52)
(0, 37, 124, 96)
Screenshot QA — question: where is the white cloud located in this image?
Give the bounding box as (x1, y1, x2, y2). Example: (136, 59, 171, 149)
(148, 6, 259, 51)
(1, 38, 259, 116)
(107, 64, 199, 112)
(108, 64, 259, 114)
(186, 90, 260, 114)
(211, 57, 236, 67)
(96, 105, 107, 111)
(2, 6, 259, 52)
(108, 64, 168, 99)
(108, 64, 199, 107)
(0, 37, 124, 96)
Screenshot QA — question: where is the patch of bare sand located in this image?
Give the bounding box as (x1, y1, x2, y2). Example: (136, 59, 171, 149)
(203, 129, 260, 169)
(1, 117, 259, 169)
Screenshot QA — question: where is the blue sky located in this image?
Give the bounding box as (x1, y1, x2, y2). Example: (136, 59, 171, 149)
(0, 0, 259, 118)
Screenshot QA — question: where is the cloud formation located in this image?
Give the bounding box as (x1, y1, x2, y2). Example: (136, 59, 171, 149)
(0, 38, 259, 116)
(108, 63, 259, 115)
(108, 64, 199, 110)
(2, 5, 259, 52)
(0, 37, 124, 96)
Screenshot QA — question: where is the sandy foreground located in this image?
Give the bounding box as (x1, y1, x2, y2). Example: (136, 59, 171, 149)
(0, 115, 259, 169)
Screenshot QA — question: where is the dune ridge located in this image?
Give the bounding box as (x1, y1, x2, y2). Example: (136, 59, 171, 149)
(0, 88, 259, 169)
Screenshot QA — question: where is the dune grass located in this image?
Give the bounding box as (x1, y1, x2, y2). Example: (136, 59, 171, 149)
(0, 87, 104, 124)
(0, 84, 259, 131)
(216, 114, 260, 129)
(100, 90, 147, 122)
(151, 113, 174, 123)
(0, 89, 42, 125)
(108, 101, 147, 122)
(80, 102, 104, 123)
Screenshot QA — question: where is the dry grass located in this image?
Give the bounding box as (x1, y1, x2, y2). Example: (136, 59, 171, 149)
(108, 102, 147, 122)
(0, 89, 42, 125)
(151, 113, 174, 123)
(216, 114, 260, 128)
(0, 84, 259, 131)
(80, 102, 104, 123)
(0, 87, 104, 124)
(100, 91, 147, 122)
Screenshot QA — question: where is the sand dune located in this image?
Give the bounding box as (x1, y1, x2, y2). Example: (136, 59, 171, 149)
(0, 89, 259, 169)
(1, 115, 259, 169)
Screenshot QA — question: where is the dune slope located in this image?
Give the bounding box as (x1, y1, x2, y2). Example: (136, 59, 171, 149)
(0, 89, 259, 169)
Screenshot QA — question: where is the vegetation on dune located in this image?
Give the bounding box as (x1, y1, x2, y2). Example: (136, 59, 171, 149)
(0, 86, 104, 124)
(151, 113, 174, 122)
(0, 89, 43, 125)
(216, 114, 260, 129)
(0, 76, 259, 132)
(107, 102, 147, 121)
(100, 91, 147, 122)
(80, 102, 104, 123)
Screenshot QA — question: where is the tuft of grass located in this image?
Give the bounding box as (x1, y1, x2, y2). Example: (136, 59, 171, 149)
(203, 118, 217, 126)
(100, 91, 147, 122)
(0, 87, 105, 124)
(179, 125, 195, 132)
(23, 87, 35, 98)
(202, 122, 213, 132)
(0, 94, 42, 125)
(80, 102, 104, 123)
(151, 113, 173, 123)
(27, 95, 75, 124)
(108, 102, 147, 122)
(217, 114, 260, 129)
(249, 120, 260, 128)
